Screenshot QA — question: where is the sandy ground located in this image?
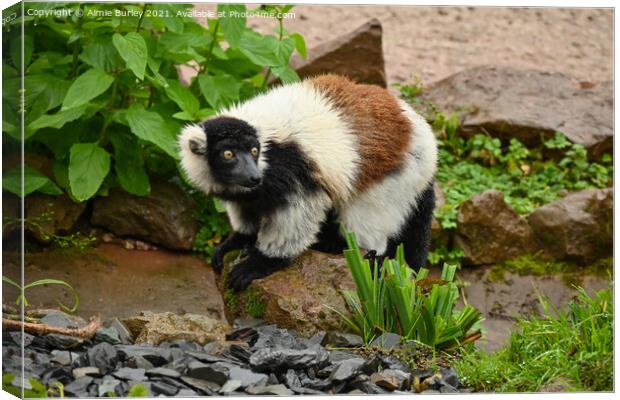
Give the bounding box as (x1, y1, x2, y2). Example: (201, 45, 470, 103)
(242, 5, 613, 86)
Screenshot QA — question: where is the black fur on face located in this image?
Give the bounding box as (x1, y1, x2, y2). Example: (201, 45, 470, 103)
(195, 117, 263, 189)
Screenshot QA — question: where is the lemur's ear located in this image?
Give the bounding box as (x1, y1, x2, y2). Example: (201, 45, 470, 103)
(189, 138, 207, 155)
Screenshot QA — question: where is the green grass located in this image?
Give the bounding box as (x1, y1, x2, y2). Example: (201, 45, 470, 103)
(455, 285, 613, 392)
(332, 231, 482, 349)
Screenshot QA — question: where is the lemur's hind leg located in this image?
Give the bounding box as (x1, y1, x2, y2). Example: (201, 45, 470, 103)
(384, 182, 435, 271)
(311, 209, 348, 255)
(363, 250, 387, 272)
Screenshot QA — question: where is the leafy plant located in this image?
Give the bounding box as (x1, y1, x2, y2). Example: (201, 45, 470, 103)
(191, 193, 230, 258)
(127, 384, 149, 397)
(455, 285, 613, 392)
(2, 2, 306, 203)
(333, 231, 482, 349)
(2, 373, 61, 398)
(3, 206, 96, 251)
(2, 275, 79, 313)
(396, 80, 613, 232)
(428, 246, 464, 268)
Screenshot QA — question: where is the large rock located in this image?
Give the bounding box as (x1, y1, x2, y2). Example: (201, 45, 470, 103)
(287, 19, 386, 87)
(25, 193, 87, 242)
(121, 311, 229, 345)
(224, 251, 356, 336)
(528, 188, 612, 263)
(91, 181, 199, 250)
(455, 190, 538, 265)
(420, 66, 612, 158)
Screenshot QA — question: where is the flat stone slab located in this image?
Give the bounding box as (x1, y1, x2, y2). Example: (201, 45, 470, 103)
(420, 66, 612, 158)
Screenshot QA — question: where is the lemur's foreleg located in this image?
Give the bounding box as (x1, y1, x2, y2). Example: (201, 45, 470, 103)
(227, 190, 331, 292)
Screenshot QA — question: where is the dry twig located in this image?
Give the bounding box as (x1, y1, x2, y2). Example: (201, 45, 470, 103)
(2, 316, 101, 339)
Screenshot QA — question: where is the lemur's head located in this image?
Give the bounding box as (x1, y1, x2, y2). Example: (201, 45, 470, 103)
(179, 117, 262, 194)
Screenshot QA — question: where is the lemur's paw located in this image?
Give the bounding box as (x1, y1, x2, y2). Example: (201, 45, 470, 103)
(227, 260, 263, 292)
(211, 248, 226, 272)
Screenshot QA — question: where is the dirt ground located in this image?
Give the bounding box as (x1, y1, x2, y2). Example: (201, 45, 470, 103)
(242, 5, 613, 86)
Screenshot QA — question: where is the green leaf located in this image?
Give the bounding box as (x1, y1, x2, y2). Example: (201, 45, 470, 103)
(2, 166, 62, 197)
(275, 38, 296, 64)
(290, 33, 307, 58)
(238, 30, 281, 67)
(112, 32, 148, 80)
(80, 35, 124, 72)
(26, 105, 88, 138)
(62, 69, 114, 110)
(218, 4, 247, 47)
(110, 132, 150, 196)
(213, 197, 227, 213)
(53, 161, 70, 189)
(68, 143, 111, 202)
(11, 33, 34, 68)
(125, 105, 179, 159)
(165, 80, 199, 116)
(196, 108, 216, 119)
(271, 65, 300, 84)
(128, 384, 149, 397)
(198, 74, 242, 110)
(172, 111, 195, 121)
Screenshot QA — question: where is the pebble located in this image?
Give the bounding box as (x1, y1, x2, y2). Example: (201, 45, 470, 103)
(94, 327, 122, 345)
(152, 381, 180, 396)
(381, 355, 411, 373)
(252, 325, 302, 350)
(187, 361, 230, 385)
(329, 332, 364, 347)
(179, 376, 220, 395)
(330, 358, 366, 381)
(246, 384, 294, 396)
(44, 333, 84, 349)
(113, 367, 146, 381)
(50, 350, 78, 366)
(126, 355, 155, 370)
(370, 369, 411, 391)
(177, 388, 200, 396)
(229, 366, 269, 388)
(72, 366, 101, 379)
(64, 376, 93, 397)
(220, 379, 243, 394)
(369, 332, 402, 349)
(146, 367, 181, 379)
(98, 377, 122, 397)
(107, 318, 133, 344)
(40, 311, 84, 329)
(249, 345, 329, 372)
(8, 332, 34, 347)
(88, 342, 119, 374)
(115, 345, 169, 367)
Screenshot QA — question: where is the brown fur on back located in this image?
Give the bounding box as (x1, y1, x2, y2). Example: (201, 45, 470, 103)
(307, 74, 412, 192)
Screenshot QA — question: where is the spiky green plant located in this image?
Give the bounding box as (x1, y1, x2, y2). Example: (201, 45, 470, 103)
(333, 231, 482, 349)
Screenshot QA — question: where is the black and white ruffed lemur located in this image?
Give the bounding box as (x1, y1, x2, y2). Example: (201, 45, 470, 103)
(179, 74, 437, 292)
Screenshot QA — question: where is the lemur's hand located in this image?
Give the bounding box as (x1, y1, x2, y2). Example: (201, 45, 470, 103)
(212, 244, 226, 272)
(227, 249, 290, 292)
(212, 232, 257, 273)
(227, 258, 262, 292)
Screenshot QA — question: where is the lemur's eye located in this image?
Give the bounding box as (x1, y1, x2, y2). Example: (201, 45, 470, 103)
(251, 147, 259, 157)
(223, 150, 234, 160)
